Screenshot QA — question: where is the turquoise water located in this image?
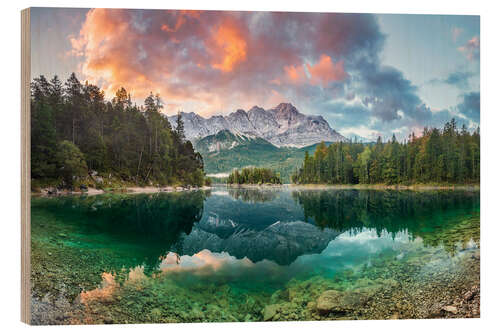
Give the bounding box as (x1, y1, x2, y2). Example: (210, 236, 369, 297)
(30, 187, 480, 324)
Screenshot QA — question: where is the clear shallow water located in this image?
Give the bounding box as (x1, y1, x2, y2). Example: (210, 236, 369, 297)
(30, 187, 480, 323)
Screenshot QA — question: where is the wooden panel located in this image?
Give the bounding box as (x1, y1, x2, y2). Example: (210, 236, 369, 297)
(21, 7, 31, 325)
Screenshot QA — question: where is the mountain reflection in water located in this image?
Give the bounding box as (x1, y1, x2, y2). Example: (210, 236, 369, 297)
(31, 187, 479, 273)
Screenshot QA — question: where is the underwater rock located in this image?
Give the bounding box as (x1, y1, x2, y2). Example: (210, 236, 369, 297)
(341, 287, 378, 308)
(316, 290, 344, 314)
(191, 308, 204, 320)
(464, 285, 479, 301)
(390, 313, 400, 319)
(442, 305, 458, 314)
(150, 308, 162, 320)
(316, 281, 391, 315)
(271, 289, 289, 304)
(464, 291, 474, 301)
(262, 304, 281, 321)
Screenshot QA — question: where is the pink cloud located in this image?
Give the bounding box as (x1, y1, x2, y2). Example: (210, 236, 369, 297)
(458, 36, 480, 61)
(307, 55, 347, 87)
(282, 55, 347, 88)
(451, 27, 463, 42)
(284, 64, 307, 84)
(67, 10, 376, 116)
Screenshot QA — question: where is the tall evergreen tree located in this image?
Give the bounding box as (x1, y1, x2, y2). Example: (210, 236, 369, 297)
(176, 111, 185, 142)
(292, 119, 479, 185)
(30, 73, 208, 189)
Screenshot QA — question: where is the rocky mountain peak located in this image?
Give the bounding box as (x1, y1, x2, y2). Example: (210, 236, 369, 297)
(167, 103, 346, 147)
(232, 109, 248, 116)
(272, 103, 299, 115)
(248, 105, 266, 113)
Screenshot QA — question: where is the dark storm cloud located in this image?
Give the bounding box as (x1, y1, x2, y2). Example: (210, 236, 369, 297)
(457, 92, 480, 122)
(358, 64, 428, 122)
(429, 70, 475, 90)
(318, 101, 371, 128)
(445, 71, 474, 89)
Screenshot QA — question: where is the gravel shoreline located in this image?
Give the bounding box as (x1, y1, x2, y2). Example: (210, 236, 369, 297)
(33, 186, 213, 197)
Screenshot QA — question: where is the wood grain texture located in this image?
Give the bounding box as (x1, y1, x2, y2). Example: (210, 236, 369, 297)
(21, 7, 31, 325)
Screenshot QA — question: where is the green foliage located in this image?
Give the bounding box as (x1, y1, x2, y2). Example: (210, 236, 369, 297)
(204, 176, 212, 187)
(175, 111, 186, 141)
(31, 102, 57, 179)
(55, 140, 88, 187)
(227, 167, 282, 185)
(292, 120, 480, 185)
(31, 74, 205, 188)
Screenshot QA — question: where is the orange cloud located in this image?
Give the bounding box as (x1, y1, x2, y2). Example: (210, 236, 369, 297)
(160, 10, 200, 32)
(68, 10, 362, 117)
(71, 9, 191, 102)
(70, 9, 255, 114)
(284, 64, 307, 84)
(283, 55, 347, 87)
(307, 54, 347, 87)
(210, 21, 247, 72)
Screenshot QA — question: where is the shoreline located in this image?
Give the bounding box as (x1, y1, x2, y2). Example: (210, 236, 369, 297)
(287, 183, 480, 191)
(33, 185, 213, 197)
(225, 183, 283, 189)
(224, 183, 480, 191)
(32, 182, 480, 196)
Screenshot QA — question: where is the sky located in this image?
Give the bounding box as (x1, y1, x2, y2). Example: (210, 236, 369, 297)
(30, 8, 480, 141)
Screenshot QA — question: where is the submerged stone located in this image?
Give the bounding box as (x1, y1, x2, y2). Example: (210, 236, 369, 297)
(262, 304, 280, 321)
(442, 305, 458, 314)
(316, 290, 344, 314)
(341, 287, 377, 308)
(150, 308, 162, 320)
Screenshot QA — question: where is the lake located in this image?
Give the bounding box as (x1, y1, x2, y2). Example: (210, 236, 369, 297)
(30, 186, 480, 324)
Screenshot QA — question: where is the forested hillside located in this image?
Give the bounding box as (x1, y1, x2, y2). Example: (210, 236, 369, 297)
(31, 73, 207, 189)
(292, 119, 480, 185)
(195, 131, 331, 182)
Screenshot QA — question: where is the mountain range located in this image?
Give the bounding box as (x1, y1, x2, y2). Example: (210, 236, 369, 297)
(168, 103, 346, 148)
(167, 103, 346, 181)
(193, 130, 323, 180)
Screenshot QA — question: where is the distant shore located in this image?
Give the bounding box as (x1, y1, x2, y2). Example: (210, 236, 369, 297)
(225, 183, 480, 191)
(225, 183, 283, 189)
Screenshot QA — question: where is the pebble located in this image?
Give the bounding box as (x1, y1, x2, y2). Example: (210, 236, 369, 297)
(442, 305, 458, 314)
(464, 291, 475, 301)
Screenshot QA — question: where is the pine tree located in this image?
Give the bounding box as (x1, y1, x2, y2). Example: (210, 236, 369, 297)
(291, 121, 479, 185)
(176, 111, 185, 142)
(30, 73, 208, 189)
